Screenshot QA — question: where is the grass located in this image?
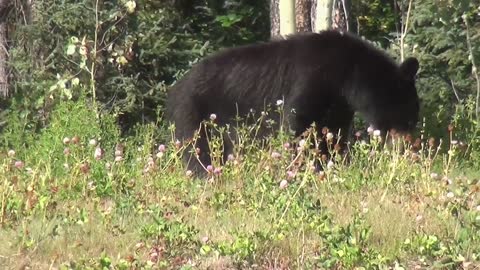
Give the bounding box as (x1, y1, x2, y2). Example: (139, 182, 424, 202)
(1, 100, 480, 269)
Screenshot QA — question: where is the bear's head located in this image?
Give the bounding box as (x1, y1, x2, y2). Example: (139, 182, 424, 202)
(351, 57, 420, 135)
(376, 57, 420, 133)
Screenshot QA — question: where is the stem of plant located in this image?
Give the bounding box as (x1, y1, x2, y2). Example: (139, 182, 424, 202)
(463, 16, 480, 122)
(400, 0, 414, 62)
(91, 0, 99, 118)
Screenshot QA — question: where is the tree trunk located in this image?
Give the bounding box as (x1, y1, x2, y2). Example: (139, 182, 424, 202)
(270, 0, 280, 37)
(271, 0, 351, 37)
(331, 0, 350, 32)
(295, 0, 311, 32)
(309, 0, 351, 33)
(279, 0, 295, 37)
(0, 0, 11, 98)
(270, 0, 296, 38)
(311, 0, 332, 32)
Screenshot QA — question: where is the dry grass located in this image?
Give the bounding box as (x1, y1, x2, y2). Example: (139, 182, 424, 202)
(0, 201, 143, 269)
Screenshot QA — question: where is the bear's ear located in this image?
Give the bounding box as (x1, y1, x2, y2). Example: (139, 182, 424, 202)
(399, 57, 419, 80)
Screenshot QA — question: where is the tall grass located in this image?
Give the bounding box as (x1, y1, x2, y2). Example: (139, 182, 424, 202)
(0, 98, 479, 269)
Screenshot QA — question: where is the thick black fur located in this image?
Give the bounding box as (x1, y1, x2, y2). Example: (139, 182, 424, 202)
(166, 30, 420, 173)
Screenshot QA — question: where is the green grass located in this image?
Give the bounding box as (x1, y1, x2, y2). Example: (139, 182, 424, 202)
(1, 100, 480, 269)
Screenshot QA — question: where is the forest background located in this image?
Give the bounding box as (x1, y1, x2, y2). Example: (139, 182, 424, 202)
(0, 0, 480, 269)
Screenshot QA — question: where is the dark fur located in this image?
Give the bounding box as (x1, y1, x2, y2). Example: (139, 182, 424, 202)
(166, 30, 420, 173)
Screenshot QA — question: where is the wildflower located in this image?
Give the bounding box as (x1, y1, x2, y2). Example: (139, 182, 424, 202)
(227, 154, 235, 161)
(283, 142, 291, 150)
(147, 157, 155, 167)
(115, 156, 123, 162)
(276, 99, 284, 106)
(7, 149, 15, 157)
(334, 143, 341, 152)
(14, 160, 24, 169)
(94, 147, 103, 160)
(63, 137, 71, 144)
(89, 139, 97, 146)
(195, 147, 201, 155)
(416, 214, 423, 222)
(326, 132, 334, 141)
(373, 130, 381, 137)
(72, 136, 80, 144)
(80, 162, 90, 174)
(125, 0, 136, 14)
(186, 170, 193, 177)
(389, 128, 398, 137)
(327, 160, 334, 169)
(79, 46, 87, 56)
(318, 171, 326, 181)
(116, 144, 125, 152)
(135, 242, 145, 250)
(158, 144, 166, 152)
(156, 151, 164, 159)
(367, 126, 374, 134)
(413, 138, 421, 149)
(321, 127, 329, 135)
(279, 179, 288, 189)
(206, 165, 213, 173)
(87, 181, 95, 190)
(201, 236, 209, 244)
(271, 151, 281, 159)
(175, 139, 181, 149)
(404, 133, 413, 143)
(430, 172, 440, 180)
(298, 139, 306, 148)
(442, 176, 452, 185)
(446, 192, 454, 198)
(63, 147, 71, 156)
(209, 113, 217, 121)
(286, 170, 296, 179)
(214, 167, 222, 175)
(451, 140, 458, 145)
(428, 137, 436, 147)
(149, 246, 160, 263)
(355, 131, 362, 138)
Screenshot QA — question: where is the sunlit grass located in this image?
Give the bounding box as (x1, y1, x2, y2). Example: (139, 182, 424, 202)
(1, 100, 480, 269)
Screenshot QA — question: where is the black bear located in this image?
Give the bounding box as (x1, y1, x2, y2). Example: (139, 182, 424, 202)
(166, 30, 420, 173)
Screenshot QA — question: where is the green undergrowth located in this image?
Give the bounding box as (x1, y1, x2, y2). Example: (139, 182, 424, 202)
(1, 99, 480, 269)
